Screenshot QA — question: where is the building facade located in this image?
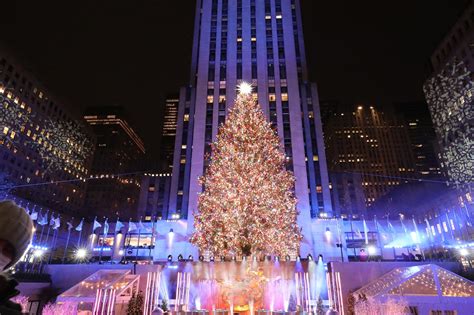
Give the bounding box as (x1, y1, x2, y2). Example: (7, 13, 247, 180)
(167, 0, 332, 255)
(84, 107, 145, 219)
(159, 95, 179, 171)
(423, 2, 474, 188)
(324, 105, 415, 208)
(136, 172, 172, 221)
(0, 50, 94, 215)
(329, 172, 366, 219)
(394, 102, 442, 180)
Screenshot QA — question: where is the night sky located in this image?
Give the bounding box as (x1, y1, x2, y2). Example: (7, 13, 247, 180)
(0, 1, 468, 159)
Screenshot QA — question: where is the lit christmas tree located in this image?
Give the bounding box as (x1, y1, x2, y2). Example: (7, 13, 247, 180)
(190, 82, 302, 258)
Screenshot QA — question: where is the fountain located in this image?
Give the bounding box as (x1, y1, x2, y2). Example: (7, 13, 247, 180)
(144, 257, 328, 315)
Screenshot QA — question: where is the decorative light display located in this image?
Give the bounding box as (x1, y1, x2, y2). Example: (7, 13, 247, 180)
(32, 118, 94, 175)
(0, 86, 93, 177)
(354, 265, 474, 299)
(190, 83, 302, 257)
(423, 59, 474, 186)
(0, 89, 30, 146)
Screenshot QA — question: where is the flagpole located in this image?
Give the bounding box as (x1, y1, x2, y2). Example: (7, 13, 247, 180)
(149, 216, 156, 261)
(62, 218, 73, 263)
(374, 215, 382, 254)
(349, 214, 356, 258)
(38, 210, 48, 245)
(90, 216, 97, 249)
(136, 220, 141, 262)
(44, 212, 53, 248)
(48, 228, 58, 264)
(77, 218, 84, 247)
(99, 218, 107, 264)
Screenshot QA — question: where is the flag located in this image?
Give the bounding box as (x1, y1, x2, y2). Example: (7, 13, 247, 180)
(53, 216, 61, 230)
(128, 220, 137, 232)
(30, 210, 38, 221)
(363, 218, 369, 244)
(115, 219, 124, 233)
(49, 213, 56, 226)
(93, 218, 102, 232)
(103, 218, 109, 236)
(67, 221, 73, 230)
(138, 219, 147, 231)
(38, 211, 48, 226)
(75, 218, 84, 231)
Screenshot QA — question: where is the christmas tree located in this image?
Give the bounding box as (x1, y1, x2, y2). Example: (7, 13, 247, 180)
(191, 82, 302, 257)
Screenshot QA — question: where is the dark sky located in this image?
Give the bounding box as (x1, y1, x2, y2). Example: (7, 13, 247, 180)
(0, 1, 468, 159)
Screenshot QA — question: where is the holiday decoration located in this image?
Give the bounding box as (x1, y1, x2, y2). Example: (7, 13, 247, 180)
(191, 82, 302, 257)
(0, 87, 30, 147)
(126, 290, 144, 315)
(424, 59, 474, 186)
(31, 118, 94, 175)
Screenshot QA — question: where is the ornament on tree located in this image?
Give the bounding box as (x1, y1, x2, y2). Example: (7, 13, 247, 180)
(191, 82, 302, 257)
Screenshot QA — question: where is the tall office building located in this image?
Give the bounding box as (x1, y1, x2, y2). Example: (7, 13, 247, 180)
(324, 105, 415, 208)
(0, 49, 94, 215)
(159, 95, 179, 171)
(84, 107, 145, 219)
(168, 0, 332, 255)
(423, 2, 474, 188)
(394, 102, 442, 179)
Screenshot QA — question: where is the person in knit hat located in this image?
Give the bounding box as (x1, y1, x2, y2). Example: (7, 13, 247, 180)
(0, 200, 34, 315)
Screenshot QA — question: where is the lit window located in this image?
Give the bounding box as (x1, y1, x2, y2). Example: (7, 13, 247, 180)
(276, 15, 282, 19)
(181, 144, 187, 149)
(269, 94, 276, 101)
(316, 185, 322, 193)
(265, 15, 271, 19)
(313, 155, 319, 161)
(219, 95, 226, 103)
(308, 111, 314, 118)
(281, 93, 288, 101)
(251, 37, 256, 42)
(180, 158, 186, 164)
(184, 114, 189, 121)
(2, 127, 8, 135)
(207, 95, 214, 103)
(237, 38, 242, 42)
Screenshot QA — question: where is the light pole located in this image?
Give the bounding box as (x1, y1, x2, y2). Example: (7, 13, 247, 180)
(336, 243, 344, 262)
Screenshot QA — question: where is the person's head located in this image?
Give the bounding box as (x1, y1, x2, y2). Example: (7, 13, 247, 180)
(0, 201, 34, 270)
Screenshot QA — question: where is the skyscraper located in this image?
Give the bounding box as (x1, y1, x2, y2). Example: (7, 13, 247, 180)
(168, 0, 332, 255)
(324, 105, 415, 208)
(84, 107, 145, 219)
(159, 95, 179, 171)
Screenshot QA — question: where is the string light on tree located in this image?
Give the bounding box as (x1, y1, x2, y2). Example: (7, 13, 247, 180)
(190, 83, 302, 258)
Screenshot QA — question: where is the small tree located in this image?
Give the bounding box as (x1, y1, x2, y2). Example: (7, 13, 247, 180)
(127, 291, 144, 315)
(161, 299, 169, 312)
(316, 297, 324, 315)
(126, 292, 137, 315)
(347, 290, 356, 315)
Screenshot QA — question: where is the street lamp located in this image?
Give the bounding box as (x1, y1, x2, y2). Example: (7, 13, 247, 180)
(336, 243, 344, 262)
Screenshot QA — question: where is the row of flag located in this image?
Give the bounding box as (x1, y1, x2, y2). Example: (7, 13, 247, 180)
(27, 208, 153, 234)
